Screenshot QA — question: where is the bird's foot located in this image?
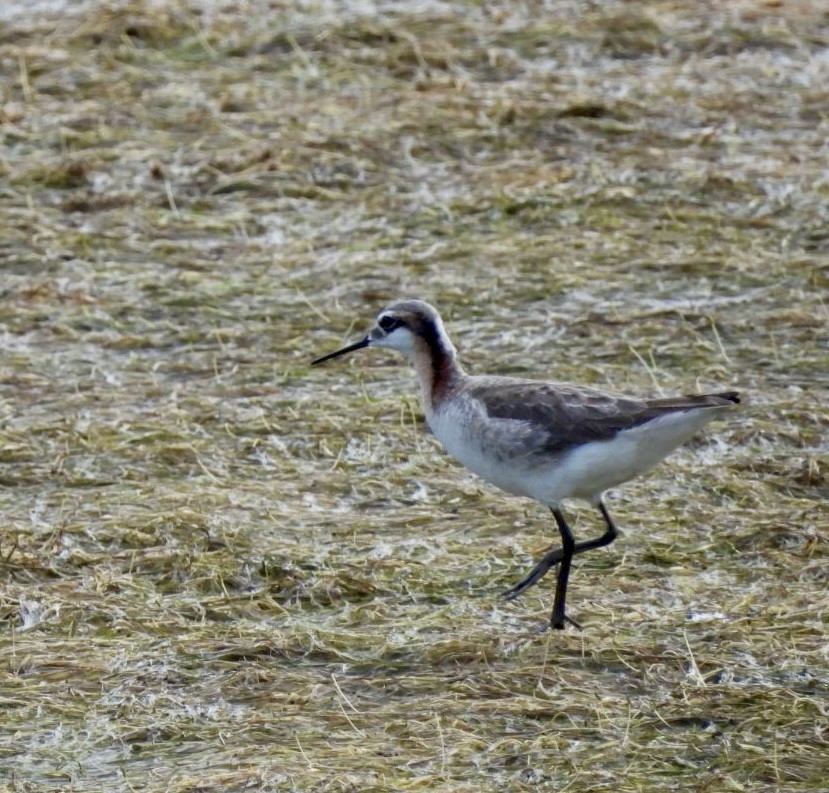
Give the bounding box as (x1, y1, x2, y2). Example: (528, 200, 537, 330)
(551, 611, 582, 631)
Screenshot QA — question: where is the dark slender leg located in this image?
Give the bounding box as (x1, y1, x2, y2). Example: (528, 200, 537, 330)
(596, 500, 619, 547)
(501, 500, 620, 620)
(550, 508, 576, 629)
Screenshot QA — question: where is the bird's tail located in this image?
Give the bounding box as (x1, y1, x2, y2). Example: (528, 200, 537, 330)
(646, 391, 741, 411)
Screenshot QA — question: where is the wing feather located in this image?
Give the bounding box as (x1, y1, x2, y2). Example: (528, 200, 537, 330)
(463, 378, 737, 456)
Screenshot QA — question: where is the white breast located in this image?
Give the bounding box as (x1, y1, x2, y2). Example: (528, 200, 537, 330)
(427, 400, 542, 499)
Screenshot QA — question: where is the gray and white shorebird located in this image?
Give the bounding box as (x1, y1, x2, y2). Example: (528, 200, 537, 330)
(312, 299, 740, 630)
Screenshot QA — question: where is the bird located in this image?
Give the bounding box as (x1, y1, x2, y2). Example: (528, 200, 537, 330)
(312, 299, 740, 630)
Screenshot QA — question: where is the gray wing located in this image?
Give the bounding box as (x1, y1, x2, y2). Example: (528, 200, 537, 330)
(465, 378, 737, 457)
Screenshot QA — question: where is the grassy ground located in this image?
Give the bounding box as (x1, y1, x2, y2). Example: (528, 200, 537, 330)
(1, 0, 827, 790)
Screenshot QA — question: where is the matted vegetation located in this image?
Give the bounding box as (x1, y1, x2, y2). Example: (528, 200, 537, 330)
(1, 0, 827, 790)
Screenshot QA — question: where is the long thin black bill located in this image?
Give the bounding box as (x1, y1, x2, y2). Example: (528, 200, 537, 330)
(311, 336, 370, 365)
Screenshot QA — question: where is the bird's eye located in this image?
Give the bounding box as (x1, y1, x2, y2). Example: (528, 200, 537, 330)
(378, 316, 402, 332)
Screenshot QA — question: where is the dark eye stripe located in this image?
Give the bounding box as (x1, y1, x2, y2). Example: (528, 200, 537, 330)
(379, 316, 402, 332)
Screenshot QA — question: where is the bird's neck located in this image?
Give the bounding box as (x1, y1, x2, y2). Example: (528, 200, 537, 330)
(411, 335, 464, 415)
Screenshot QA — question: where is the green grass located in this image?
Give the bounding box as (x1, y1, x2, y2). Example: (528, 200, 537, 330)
(1, 1, 827, 790)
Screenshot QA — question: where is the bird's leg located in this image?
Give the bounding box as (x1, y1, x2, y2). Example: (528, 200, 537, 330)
(550, 508, 577, 629)
(501, 545, 564, 600)
(596, 499, 619, 548)
(501, 498, 620, 605)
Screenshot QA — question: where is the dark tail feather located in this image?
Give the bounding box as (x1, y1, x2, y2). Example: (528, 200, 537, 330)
(715, 391, 741, 405)
(646, 391, 742, 411)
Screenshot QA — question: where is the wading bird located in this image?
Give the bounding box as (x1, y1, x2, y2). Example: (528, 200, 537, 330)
(312, 300, 739, 629)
